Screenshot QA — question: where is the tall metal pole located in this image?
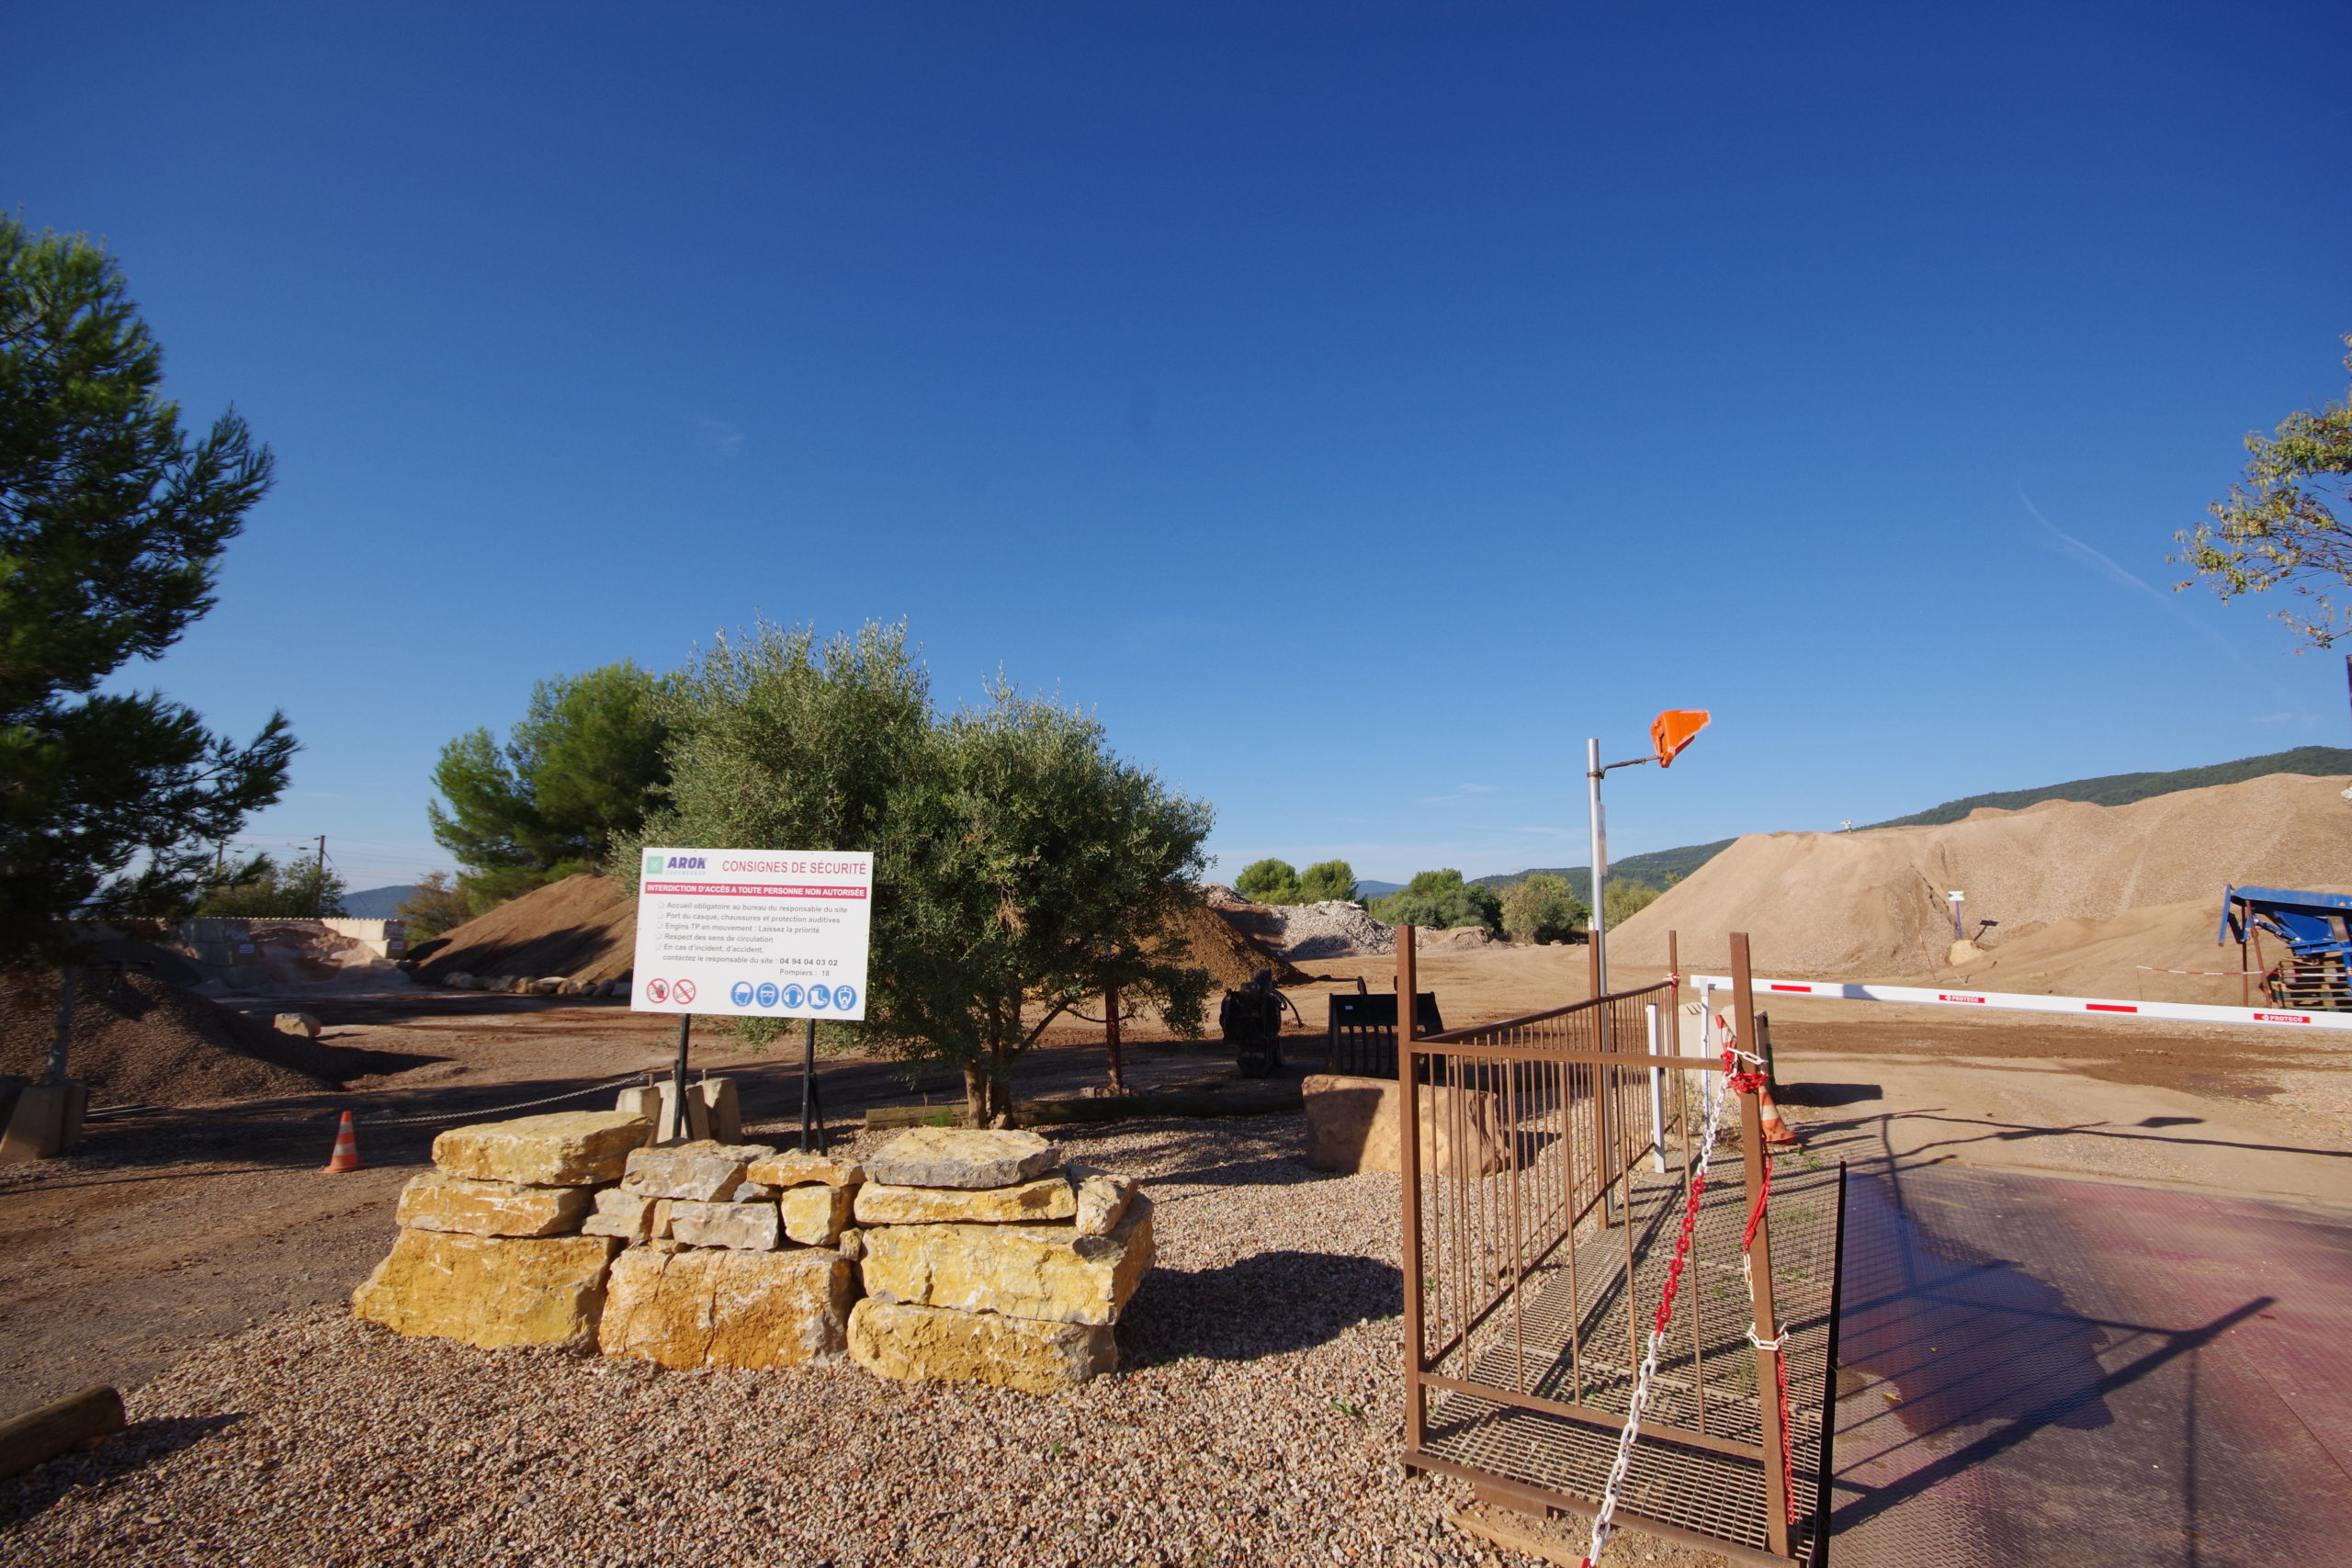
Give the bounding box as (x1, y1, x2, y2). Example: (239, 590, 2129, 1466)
(669, 1013, 693, 1142)
(798, 1016, 819, 1152)
(45, 966, 76, 1084)
(1395, 924, 1424, 1458)
(1586, 738, 1609, 997)
(1732, 932, 1793, 1558)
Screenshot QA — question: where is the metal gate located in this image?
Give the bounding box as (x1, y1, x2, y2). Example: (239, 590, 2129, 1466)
(1397, 930, 1845, 1566)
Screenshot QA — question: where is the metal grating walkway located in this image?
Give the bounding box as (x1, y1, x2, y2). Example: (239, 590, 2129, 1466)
(1419, 1148, 1845, 1558)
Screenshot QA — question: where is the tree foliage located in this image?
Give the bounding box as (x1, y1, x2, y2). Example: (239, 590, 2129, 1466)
(1298, 859, 1358, 903)
(0, 217, 294, 963)
(1235, 857, 1302, 905)
(634, 621, 1215, 1125)
(1500, 872, 1585, 943)
(429, 660, 669, 912)
(1602, 878, 1666, 928)
(193, 852, 346, 919)
(394, 870, 472, 941)
(2176, 333, 2352, 649)
(1371, 869, 1502, 933)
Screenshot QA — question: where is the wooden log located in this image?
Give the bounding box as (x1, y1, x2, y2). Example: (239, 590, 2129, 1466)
(864, 1085, 1306, 1132)
(0, 1385, 125, 1480)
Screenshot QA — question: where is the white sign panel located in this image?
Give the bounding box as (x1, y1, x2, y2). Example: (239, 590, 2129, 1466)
(630, 847, 871, 1020)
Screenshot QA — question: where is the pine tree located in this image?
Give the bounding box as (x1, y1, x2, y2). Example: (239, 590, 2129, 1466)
(0, 217, 294, 963)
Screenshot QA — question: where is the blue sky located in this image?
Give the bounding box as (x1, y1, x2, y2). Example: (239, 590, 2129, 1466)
(10, 2, 2350, 892)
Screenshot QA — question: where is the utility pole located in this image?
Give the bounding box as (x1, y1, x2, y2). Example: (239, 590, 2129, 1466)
(314, 835, 328, 918)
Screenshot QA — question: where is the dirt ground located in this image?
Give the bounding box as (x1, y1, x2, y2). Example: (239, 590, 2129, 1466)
(3, 944, 2348, 1563)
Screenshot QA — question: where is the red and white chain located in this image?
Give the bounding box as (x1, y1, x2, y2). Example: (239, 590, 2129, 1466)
(1577, 1022, 1788, 1567)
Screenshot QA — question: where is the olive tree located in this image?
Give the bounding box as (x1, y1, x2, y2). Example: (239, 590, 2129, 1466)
(2175, 333, 2352, 649)
(635, 620, 1214, 1125)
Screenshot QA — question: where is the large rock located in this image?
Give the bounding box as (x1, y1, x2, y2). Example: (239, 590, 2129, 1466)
(1065, 1163, 1138, 1237)
(1301, 1074, 1509, 1178)
(780, 1184, 854, 1246)
(431, 1111, 653, 1187)
(351, 1230, 619, 1351)
(847, 1299, 1117, 1393)
(854, 1175, 1076, 1226)
(394, 1171, 594, 1237)
(746, 1151, 865, 1190)
(621, 1141, 776, 1201)
(858, 1195, 1153, 1326)
(582, 1188, 656, 1243)
(667, 1199, 779, 1251)
(865, 1127, 1062, 1190)
(599, 1247, 854, 1370)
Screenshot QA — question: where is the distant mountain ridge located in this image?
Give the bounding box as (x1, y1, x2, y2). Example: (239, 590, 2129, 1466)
(1468, 746, 2352, 897)
(341, 884, 422, 918)
(1858, 745, 2352, 829)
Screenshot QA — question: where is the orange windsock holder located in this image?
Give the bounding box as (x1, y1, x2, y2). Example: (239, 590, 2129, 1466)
(1651, 709, 1711, 767)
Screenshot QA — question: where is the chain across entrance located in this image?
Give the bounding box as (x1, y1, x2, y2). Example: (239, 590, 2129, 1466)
(1396, 930, 1845, 1567)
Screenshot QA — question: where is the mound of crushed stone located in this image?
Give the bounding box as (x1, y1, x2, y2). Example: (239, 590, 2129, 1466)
(1201, 886, 1395, 960)
(1611, 771, 2352, 980)
(0, 971, 337, 1104)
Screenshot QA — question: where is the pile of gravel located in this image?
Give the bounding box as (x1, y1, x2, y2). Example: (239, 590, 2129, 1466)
(0, 1118, 1550, 1566)
(1201, 886, 1397, 961)
(1275, 902, 1398, 960)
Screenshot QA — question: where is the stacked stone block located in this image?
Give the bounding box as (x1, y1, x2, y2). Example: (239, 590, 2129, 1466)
(351, 1110, 651, 1351)
(845, 1127, 1152, 1394)
(594, 1140, 859, 1371)
(352, 1118, 1150, 1394)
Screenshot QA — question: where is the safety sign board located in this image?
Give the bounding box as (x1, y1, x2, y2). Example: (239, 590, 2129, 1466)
(631, 847, 872, 1021)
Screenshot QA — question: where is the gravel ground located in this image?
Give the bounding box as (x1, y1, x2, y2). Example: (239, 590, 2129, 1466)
(0, 1116, 1713, 1567)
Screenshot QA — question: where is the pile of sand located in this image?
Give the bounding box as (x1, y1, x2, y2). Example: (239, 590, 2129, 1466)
(412, 874, 637, 986)
(1152, 900, 1306, 989)
(0, 972, 339, 1104)
(414, 873, 1303, 993)
(1611, 772, 2352, 986)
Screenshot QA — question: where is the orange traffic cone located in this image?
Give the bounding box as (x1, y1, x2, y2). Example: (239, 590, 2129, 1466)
(322, 1111, 361, 1172)
(1758, 1084, 1799, 1146)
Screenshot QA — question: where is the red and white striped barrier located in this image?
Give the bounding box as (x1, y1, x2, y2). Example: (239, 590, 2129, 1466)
(1688, 976, 2352, 1033)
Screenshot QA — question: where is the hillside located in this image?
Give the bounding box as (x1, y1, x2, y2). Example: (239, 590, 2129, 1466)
(1860, 745, 2352, 829)
(1472, 840, 1736, 901)
(1473, 747, 2352, 895)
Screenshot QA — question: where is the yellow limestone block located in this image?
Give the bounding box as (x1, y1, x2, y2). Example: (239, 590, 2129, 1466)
(858, 1194, 1154, 1326)
(432, 1111, 652, 1187)
(598, 1246, 854, 1370)
(847, 1299, 1116, 1393)
(853, 1175, 1076, 1226)
(351, 1230, 620, 1351)
(394, 1171, 594, 1236)
(780, 1183, 854, 1246)
(1299, 1075, 1508, 1178)
(745, 1151, 865, 1190)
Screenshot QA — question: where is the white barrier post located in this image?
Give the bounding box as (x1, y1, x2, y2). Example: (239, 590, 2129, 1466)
(1645, 1002, 1667, 1173)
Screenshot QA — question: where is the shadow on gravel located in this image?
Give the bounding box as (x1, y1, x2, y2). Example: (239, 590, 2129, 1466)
(0, 1413, 243, 1526)
(1119, 1250, 1402, 1363)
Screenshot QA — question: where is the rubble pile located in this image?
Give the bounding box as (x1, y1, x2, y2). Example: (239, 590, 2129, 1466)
(351, 1117, 1150, 1393)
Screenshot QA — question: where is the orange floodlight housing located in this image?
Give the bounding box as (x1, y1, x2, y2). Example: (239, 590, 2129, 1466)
(1650, 709, 1711, 767)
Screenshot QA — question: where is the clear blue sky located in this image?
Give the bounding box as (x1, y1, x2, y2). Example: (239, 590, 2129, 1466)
(11, 2, 2350, 892)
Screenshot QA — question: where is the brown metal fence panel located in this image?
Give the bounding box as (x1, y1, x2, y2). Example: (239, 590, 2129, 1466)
(1397, 931, 1842, 1566)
